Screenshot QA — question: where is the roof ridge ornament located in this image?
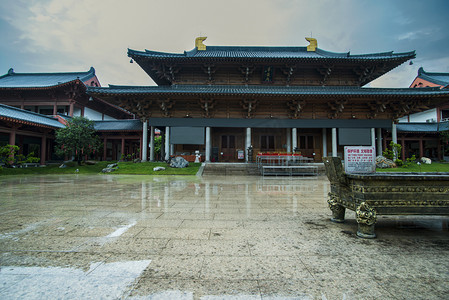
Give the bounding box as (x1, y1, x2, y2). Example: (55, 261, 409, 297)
(195, 37, 207, 51)
(305, 37, 317, 52)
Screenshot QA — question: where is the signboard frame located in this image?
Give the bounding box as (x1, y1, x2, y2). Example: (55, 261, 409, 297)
(344, 146, 376, 174)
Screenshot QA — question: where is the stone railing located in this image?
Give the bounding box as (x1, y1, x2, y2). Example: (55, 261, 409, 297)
(323, 157, 449, 238)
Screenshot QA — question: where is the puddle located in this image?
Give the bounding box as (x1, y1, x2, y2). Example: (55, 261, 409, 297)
(0, 260, 151, 299)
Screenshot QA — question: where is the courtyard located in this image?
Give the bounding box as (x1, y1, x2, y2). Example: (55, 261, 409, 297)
(0, 174, 448, 299)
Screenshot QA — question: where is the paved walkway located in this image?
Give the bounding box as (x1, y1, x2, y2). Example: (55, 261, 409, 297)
(0, 175, 448, 299)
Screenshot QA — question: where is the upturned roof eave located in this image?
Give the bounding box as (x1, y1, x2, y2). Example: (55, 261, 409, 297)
(418, 73, 449, 87)
(0, 78, 88, 91)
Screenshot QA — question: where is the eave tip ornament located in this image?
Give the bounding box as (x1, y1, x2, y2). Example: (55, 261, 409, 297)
(195, 37, 207, 51)
(305, 37, 317, 52)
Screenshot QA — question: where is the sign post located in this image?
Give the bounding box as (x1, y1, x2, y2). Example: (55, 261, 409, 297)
(344, 146, 376, 173)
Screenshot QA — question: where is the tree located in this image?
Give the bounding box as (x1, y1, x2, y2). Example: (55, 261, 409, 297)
(55, 117, 101, 165)
(154, 136, 162, 159)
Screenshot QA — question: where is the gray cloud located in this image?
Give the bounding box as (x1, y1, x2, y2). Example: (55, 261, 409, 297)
(0, 0, 447, 87)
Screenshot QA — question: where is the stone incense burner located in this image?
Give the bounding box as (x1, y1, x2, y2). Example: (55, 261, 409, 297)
(323, 157, 449, 238)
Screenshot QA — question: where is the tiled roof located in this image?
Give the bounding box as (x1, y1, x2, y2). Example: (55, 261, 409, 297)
(0, 67, 96, 88)
(397, 122, 449, 133)
(0, 104, 141, 131)
(88, 84, 449, 97)
(417, 67, 449, 87)
(129, 46, 415, 61)
(94, 120, 142, 131)
(0, 104, 65, 128)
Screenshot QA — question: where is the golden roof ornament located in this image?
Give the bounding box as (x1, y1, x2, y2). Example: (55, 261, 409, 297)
(195, 37, 207, 51)
(305, 37, 317, 52)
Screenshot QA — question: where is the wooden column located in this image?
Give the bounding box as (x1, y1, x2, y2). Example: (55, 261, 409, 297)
(103, 138, 107, 161)
(419, 139, 424, 158)
(401, 139, 405, 160)
(53, 103, 57, 115)
(69, 102, 74, 117)
(40, 135, 47, 165)
(121, 138, 125, 159)
(9, 126, 17, 145)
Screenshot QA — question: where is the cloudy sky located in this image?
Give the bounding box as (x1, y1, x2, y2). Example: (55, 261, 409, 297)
(0, 0, 448, 88)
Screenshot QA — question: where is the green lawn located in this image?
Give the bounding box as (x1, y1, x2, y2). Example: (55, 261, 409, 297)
(0, 161, 201, 176)
(376, 162, 449, 173)
(113, 161, 201, 175)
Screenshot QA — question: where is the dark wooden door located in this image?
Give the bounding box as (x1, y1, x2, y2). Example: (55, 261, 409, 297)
(260, 135, 275, 152)
(221, 135, 236, 162)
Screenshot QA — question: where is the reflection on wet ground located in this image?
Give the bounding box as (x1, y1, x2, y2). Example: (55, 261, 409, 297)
(0, 174, 448, 299)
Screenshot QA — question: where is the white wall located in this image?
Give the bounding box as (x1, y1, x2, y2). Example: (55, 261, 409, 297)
(73, 107, 82, 117)
(102, 114, 116, 121)
(399, 108, 437, 123)
(84, 107, 116, 120)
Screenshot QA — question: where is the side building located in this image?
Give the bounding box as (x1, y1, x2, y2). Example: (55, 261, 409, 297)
(0, 68, 139, 164)
(395, 67, 449, 160)
(88, 37, 449, 162)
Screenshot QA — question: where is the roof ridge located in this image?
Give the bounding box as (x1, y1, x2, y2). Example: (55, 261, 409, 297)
(2, 67, 95, 77)
(129, 45, 415, 59)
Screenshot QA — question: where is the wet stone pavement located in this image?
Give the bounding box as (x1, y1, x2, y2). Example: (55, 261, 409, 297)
(0, 174, 448, 299)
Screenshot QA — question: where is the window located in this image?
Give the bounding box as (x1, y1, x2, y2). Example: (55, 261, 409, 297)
(442, 110, 449, 119)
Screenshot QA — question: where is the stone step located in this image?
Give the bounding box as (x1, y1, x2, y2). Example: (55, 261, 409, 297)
(202, 163, 325, 176)
(203, 163, 259, 176)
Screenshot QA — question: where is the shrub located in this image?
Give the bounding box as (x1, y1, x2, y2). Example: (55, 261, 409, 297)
(383, 142, 402, 160)
(0, 145, 19, 167)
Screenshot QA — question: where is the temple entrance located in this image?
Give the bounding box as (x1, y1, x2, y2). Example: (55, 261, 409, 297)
(260, 135, 275, 152)
(221, 135, 236, 162)
(210, 128, 245, 162)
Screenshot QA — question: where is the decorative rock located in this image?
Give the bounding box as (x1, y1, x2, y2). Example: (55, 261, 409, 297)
(107, 163, 118, 168)
(101, 167, 117, 173)
(421, 157, 432, 164)
(85, 160, 96, 165)
(375, 156, 396, 169)
(170, 156, 189, 168)
(153, 167, 166, 171)
(133, 159, 141, 163)
(59, 164, 67, 168)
